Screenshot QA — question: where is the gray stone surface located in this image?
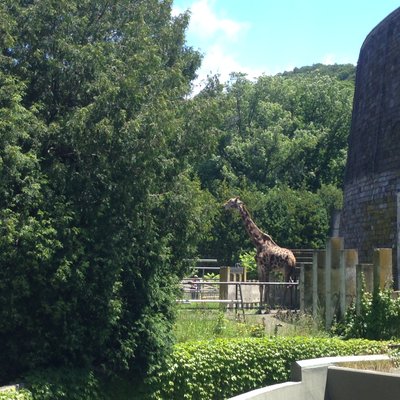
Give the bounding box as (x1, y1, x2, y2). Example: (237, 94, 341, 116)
(340, 7, 400, 287)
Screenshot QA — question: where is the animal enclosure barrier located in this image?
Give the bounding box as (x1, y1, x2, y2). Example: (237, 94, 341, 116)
(179, 273, 299, 313)
(219, 266, 300, 310)
(300, 237, 394, 328)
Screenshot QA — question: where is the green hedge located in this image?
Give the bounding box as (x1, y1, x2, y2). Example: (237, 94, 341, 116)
(150, 337, 389, 400)
(1, 337, 389, 400)
(0, 369, 102, 400)
(0, 389, 32, 400)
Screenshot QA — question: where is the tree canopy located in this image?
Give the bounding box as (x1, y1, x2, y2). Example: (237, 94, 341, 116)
(0, 0, 216, 382)
(191, 70, 353, 262)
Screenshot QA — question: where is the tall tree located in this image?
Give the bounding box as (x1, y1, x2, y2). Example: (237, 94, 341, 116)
(0, 0, 211, 382)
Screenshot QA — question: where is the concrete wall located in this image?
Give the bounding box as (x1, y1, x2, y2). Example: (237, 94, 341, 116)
(326, 366, 400, 400)
(228, 355, 399, 400)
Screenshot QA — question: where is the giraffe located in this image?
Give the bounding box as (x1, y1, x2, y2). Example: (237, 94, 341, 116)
(224, 196, 296, 309)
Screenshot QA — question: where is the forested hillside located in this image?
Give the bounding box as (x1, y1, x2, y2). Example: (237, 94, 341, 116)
(190, 67, 355, 263)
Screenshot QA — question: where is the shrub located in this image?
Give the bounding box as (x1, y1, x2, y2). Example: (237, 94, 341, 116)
(333, 288, 400, 340)
(0, 389, 32, 400)
(0, 369, 103, 400)
(24, 368, 103, 400)
(0, 0, 208, 384)
(239, 250, 258, 280)
(149, 336, 388, 399)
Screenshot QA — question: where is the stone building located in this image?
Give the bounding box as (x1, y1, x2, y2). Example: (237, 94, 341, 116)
(340, 7, 400, 288)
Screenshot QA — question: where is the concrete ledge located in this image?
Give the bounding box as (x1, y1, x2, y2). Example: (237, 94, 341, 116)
(326, 365, 400, 400)
(228, 381, 301, 400)
(229, 354, 393, 400)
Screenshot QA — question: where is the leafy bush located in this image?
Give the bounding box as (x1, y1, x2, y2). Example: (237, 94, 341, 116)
(0, 368, 103, 400)
(0, 388, 32, 400)
(0, 0, 213, 384)
(24, 368, 103, 400)
(149, 336, 388, 399)
(239, 250, 258, 280)
(333, 289, 400, 340)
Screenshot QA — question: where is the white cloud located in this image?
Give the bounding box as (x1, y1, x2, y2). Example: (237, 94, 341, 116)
(174, 0, 260, 94)
(191, 44, 264, 94)
(171, 5, 183, 17)
(188, 0, 248, 40)
(322, 53, 335, 65)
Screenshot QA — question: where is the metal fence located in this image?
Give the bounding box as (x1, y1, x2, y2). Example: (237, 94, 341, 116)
(178, 280, 299, 311)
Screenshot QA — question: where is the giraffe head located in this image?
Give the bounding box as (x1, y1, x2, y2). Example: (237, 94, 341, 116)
(223, 196, 243, 210)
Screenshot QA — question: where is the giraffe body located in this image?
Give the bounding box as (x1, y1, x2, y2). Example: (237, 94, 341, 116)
(224, 197, 296, 307)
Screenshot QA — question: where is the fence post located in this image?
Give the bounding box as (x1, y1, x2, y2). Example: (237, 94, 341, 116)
(356, 263, 374, 315)
(343, 249, 358, 309)
(301, 263, 313, 313)
(339, 250, 346, 319)
(339, 249, 358, 318)
(325, 237, 343, 329)
(373, 248, 393, 290)
(312, 251, 318, 319)
(300, 263, 305, 313)
(316, 250, 326, 316)
(356, 264, 362, 316)
(220, 267, 230, 310)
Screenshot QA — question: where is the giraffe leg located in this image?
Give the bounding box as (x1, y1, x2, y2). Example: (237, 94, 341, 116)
(264, 270, 270, 311)
(256, 256, 266, 313)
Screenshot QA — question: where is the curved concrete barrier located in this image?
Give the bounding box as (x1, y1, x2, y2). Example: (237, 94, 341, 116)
(229, 354, 400, 400)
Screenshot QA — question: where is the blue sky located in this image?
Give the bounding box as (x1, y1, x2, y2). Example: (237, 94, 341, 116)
(172, 0, 399, 90)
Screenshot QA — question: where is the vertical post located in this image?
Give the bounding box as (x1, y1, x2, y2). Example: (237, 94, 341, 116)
(356, 264, 362, 316)
(397, 193, 400, 289)
(373, 248, 393, 290)
(300, 263, 305, 313)
(312, 251, 318, 319)
(339, 250, 346, 319)
(325, 241, 332, 329)
(316, 250, 326, 313)
(242, 266, 247, 282)
(325, 237, 343, 329)
(343, 249, 358, 309)
(361, 263, 374, 293)
(220, 267, 230, 310)
(302, 263, 313, 312)
(373, 250, 381, 294)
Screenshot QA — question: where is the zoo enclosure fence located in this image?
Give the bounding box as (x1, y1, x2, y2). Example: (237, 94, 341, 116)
(178, 280, 300, 314)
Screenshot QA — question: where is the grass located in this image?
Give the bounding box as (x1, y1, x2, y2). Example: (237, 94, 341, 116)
(336, 360, 400, 374)
(174, 309, 251, 342)
(173, 307, 328, 343)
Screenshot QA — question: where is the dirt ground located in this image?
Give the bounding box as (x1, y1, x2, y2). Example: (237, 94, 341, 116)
(234, 309, 315, 336)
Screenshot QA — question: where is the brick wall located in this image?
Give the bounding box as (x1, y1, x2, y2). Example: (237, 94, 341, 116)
(340, 7, 400, 286)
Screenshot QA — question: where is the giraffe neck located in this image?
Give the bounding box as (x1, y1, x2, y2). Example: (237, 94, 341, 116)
(237, 204, 272, 248)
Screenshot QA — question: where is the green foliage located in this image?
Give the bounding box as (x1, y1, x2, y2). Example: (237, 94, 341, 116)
(0, 389, 32, 400)
(173, 310, 253, 342)
(239, 250, 257, 279)
(0, 369, 103, 400)
(24, 368, 103, 400)
(202, 272, 219, 281)
(149, 336, 387, 399)
(281, 63, 356, 81)
(0, 0, 215, 384)
(195, 69, 353, 262)
(333, 289, 400, 340)
(0, 0, 356, 385)
(256, 186, 329, 248)
(203, 184, 329, 263)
